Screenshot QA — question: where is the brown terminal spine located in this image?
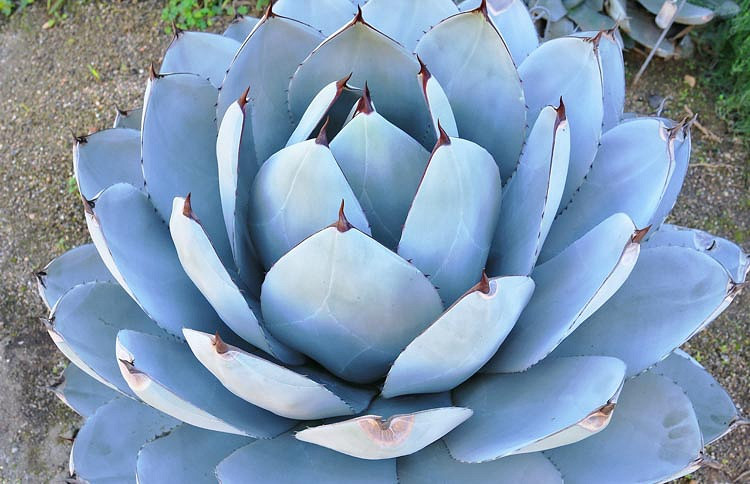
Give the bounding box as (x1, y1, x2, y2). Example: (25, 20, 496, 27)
(334, 200, 353, 232)
(355, 82, 374, 115)
(316, 117, 331, 146)
(213, 332, 229, 354)
(631, 225, 652, 243)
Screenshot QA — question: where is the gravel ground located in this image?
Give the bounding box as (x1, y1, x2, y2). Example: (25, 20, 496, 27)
(0, 3, 747, 482)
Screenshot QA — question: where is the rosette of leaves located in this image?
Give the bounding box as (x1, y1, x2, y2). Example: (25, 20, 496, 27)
(528, 0, 740, 57)
(38, 0, 748, 482)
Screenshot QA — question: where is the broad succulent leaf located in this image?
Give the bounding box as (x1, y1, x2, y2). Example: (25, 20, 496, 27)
(40, 0, 746, 480)
(488, 103, 569, 276)
(645, 223, 750, 283)
(71, 398, 179, 483)
(445, 356, 626, 462)
(458, 0, 539, 64)
(184, 328, 375, 419)
(288, 12, 433, 147)
(545, 371, 703, 483)
(637, 0, 715, 24)
(362, 0, 459, 51)
(551, 246, 736, 375)
(136, 424, 253, 484)
(218, 13, 324, 164)
(541, 117, 675, 261)
(416, 6, 525, 179)
(47, 281, 163, 396)
(485, 213, 639, 372)
(398, 135, 502, 304)
(382, 275, 534, 397)
(73, 128, 144, 200)
(115, 329, 296, 437)
(216, 433, 398, 483)
(170, 196, 301, 363)
(518, 35, 603, 203)
(649, 349, 740, 445)
(85, 183, 221, 337)
(249, 139, 370, 268)
(141, 73, 234, 269)
(50, 364, 120, 418)
(160, 31, 240, 87)
(398, 442, 562, 484)
(296, 394, 473, 459)
(36, 243, 113, 310)
(261, 223, 443, 383)
(329, 91, 430, 249)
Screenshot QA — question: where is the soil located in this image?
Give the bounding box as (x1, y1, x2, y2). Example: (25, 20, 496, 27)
(0, 2, 746, 482)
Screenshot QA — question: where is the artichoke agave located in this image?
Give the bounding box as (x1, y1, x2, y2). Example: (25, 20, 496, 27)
(38, 0, 748, 482)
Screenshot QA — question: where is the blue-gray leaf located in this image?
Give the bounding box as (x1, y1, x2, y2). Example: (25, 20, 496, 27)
(550, 246, 735, 376)
(416, 7, 525, 180)
(115, 330, 297, 437)
(160, 31, 240, 87)
(136, 424, 253, 484)
(216, 433, 397, 483)
(398, 136, 502, 305)
(37, 243, 114, 310)
(445, 356, 626, 462)
(262, 224, 443, 383)
(545, 371, 703, 483)
(362, 0, 459, 51)
(50, 364, 120, 418)
(73, 128, 144, 200)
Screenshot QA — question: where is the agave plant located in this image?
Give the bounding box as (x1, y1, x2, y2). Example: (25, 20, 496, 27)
(529, 0, 740, 57)
(38, 0, 748, 482)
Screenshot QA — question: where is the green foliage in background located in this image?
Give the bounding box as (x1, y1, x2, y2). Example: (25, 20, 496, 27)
(702, 0, 750, 142)
(161, 0, 261, 33)
(1, 0, 68, 28)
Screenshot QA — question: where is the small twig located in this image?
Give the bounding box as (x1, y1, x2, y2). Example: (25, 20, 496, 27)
(734, 468, 750, 483)
(672, 24, 694, 42)
(683, 106, 721, 142)
(690, 163, 737, 169)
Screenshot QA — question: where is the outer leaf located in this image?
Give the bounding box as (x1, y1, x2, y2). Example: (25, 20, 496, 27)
(217, 13, 323, 166)
(398, 442, 562, 484)
(217, 433, 397, 483)
(223, 15, 260, 42)
(650, 349, 740, 444)
(184, 329, 375, 420)
(48, 281, 161, 397)
(136, 424, 253, 484)
(160, 31, 240, 87)
(624, 6, 675, 58)
(249, 139, 370, 269)
(50, 364, 120, 418)
(518, 35, 603, 203)
(485, 213, 639, 373)
(545, 371, 703, 483)
(459, 0, 539, 64)
(216, 97, 264, 293)
(398, 136, 502, 304)
(382, 275, 534, 397)
(362, 0, 459, 50)
(551, 246, 736, 376)
(647, 120, 691, 230)
(113, 106, 142, 130)
(170, 197, 302, 363)
(445, 356, 626, 462)
(73, 128, 144, 200)
(273, 0, 357, 35)
(262, 225, 443, 383)
(36, 243, 114, 310)
(116, 330, 296, 437)
(571, 30, 625, 131)
(141, 73, 233, 268)
(71, 398, 179, 484)
(329, 96, 430, 249)
(541, 118, 675, 261)
(85, 183, 220, 337)
(416, 7, 525, 179)
(487, 104, 569, 276)
(645, 224, 749, 283)
(288, 15, 433, 148)
(296, 406, 473, 460)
